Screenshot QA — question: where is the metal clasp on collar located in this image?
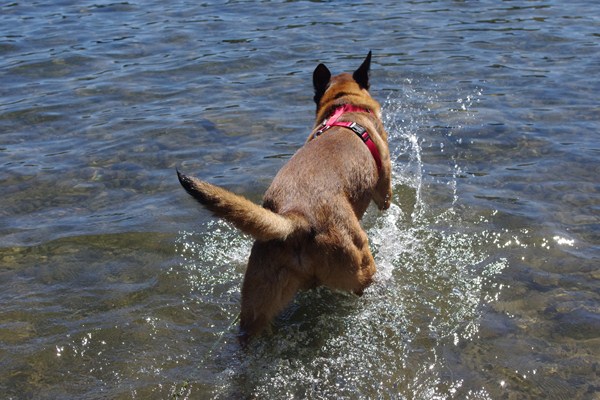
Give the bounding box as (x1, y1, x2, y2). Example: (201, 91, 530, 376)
(348, 122, 366, 137)
(314, 119, 330, 137)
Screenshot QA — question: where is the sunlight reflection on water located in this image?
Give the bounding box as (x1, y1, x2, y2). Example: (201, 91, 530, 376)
(171, 85, 512, 398)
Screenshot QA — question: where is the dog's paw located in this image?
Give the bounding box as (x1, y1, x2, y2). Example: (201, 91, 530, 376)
(375, 190, 392, 210)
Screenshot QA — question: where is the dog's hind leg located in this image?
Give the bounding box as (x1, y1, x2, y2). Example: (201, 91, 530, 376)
(341, 234, 377, 296)
(353, 242, 377, 296)
(238, 246, 304, 343)
(316, 222, 377, 296)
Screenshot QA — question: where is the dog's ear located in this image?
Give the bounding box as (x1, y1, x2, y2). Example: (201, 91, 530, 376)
(313, 63, 331, 105)
(353, 51, 372, 90)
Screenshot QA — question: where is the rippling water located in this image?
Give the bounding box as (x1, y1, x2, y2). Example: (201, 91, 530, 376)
(1, 1, 599, 399)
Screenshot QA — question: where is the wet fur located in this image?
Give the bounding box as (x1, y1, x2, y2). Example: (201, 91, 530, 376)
(178, 52, 392, 343)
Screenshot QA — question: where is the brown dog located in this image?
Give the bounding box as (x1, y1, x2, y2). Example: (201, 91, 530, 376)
(177, 52, 392, 343)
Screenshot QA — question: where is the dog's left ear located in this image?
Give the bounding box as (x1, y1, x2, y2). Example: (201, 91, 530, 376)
(313, 63, 331, 105)
(353, 51, 372, 90)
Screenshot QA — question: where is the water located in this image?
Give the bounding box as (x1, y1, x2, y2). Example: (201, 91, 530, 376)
(1, 1, 599, 398)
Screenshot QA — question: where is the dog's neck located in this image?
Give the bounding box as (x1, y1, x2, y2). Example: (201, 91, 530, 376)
(310, 104, 382, 174)
(316, 101, 373, 127)
(318, 104, 371, 127)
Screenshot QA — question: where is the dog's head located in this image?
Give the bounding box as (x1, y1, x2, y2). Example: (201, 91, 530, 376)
(312, 51, 381, 122)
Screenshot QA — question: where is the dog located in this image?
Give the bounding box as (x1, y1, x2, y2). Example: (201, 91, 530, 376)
(177, 52, 392, 343)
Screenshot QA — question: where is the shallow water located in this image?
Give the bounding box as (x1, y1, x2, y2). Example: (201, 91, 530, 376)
(1, 1, 599, 399)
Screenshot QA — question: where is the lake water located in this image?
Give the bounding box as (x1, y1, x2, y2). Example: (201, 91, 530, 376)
(1, 0, 599, 398)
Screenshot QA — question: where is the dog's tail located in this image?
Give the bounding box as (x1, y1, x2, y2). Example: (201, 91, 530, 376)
(177, 170, 306, 241)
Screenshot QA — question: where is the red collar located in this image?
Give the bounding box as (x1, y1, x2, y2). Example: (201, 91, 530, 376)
(314, 104, 382, 174)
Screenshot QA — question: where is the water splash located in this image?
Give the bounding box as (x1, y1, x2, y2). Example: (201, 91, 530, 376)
(173, 80, 509, 399)
(174, 220, 250, 325)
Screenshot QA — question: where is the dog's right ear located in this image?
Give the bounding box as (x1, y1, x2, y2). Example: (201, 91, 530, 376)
(353, 51, 371, 90)
(313, 63, 331, 105)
